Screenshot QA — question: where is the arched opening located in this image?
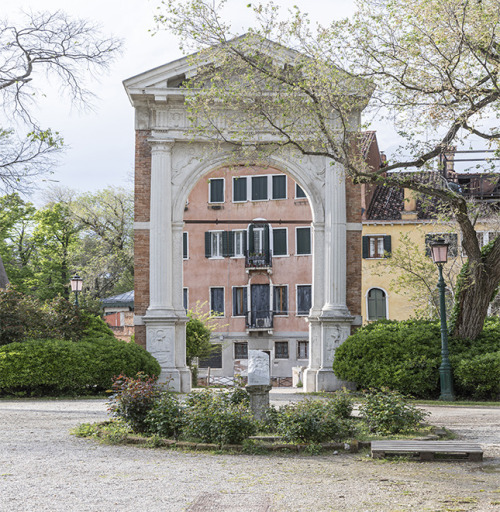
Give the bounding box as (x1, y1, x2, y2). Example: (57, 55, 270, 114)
(367, 287, 388, 321)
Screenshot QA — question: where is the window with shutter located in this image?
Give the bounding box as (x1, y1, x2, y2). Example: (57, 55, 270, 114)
(233, 177, 247, 202)
(272, 175, 286, 199)
(209, 231, 224, 258)
(232, 286, 248, 316)
(233, 230, 246, 257)
(183, 232, 188, 259)
(296, 227, 311, 255)
(273, 285, 288, 315)
(210, 287, 224, 316)
(367, 288, 387, 320)
(297, 341, 309, 359)
(363, 235, 390, 258)
(209, 178, 224, 203)
(425, 233, 458, 258)
(251, 176, 268, 201)
(273, 228, 287, 256)
(297, 285, 312, 316)
(183, 288, 188, 311)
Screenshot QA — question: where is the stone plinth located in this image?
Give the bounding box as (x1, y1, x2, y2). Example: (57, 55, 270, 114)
(245, 384, 273, 421)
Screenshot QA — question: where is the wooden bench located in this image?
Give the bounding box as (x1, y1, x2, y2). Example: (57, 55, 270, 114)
(371, 440, 483, 461)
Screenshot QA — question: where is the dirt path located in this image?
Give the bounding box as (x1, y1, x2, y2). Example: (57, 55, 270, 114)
(0, 398, 499, 511)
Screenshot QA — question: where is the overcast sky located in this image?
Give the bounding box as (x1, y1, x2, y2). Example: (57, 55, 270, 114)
(4, 0, 359, 200)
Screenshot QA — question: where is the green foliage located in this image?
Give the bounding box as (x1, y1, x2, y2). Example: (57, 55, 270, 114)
(0, 339, 160, 397)
(182, 388, 257, 445)
(274, 399, 357, 443)
(185, 308, 215, 367)
(81, 313, 115, 340)
(333, 318, 500, 399)
(360, 389, 428, 435)
(108, 373, 160, 433)
(145, 393, 185, 439)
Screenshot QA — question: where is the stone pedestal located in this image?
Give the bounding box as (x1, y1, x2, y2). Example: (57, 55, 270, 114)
(245, 384, 273, 421)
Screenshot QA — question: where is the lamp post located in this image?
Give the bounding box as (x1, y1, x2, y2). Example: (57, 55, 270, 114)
(430, 239, 455, 401)
(70, 273, 83, 307)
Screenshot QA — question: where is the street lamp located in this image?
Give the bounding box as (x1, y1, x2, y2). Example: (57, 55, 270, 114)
(70, 273, 83, 307)
(430, 239, 455, 401)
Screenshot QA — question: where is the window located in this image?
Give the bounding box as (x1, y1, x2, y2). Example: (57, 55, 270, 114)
(273, 285, 288, 315)
(425, 233, 458, 258)
(232, 286, 248, 316)
(272, 175, 287, 199)
(477, 231, 499, 248)
(367, 288, 387, 320)
(297, 341, 309, 360)
(273, 228, 287, 256)
(234, 342, 248, 359)
(252, 176, 268, 201)
(362, 235, 391, 259)
(205, 231, 230, 258)
(253, 227, 265, 253)
(296, 184, 306, 198)
(233, 230, 246, 257)
(233, 177, 247, 202)
(183, 232, 188, 259)
(211, 231, 223, 258)
(199, 344, 222, 368)
(183, 288, 188, 311)
(297, 285, 312, 316)
(210, 287, 224, 316)
(275, 341, 289, 359)
(209, 178, 224, 203)
(296, 227, 311, 255)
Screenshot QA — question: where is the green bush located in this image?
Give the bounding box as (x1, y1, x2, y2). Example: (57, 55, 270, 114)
(145, 393, 185, 439)
(183, 389, 257, 445)
(0, 338, 160, 396)
(275, 399, 357, 443)
(454, 352, 500, 399)
(359, 389, 428, 435)
(332, 318, 500, 399)
(330, 388, 355, 418)
(108, 373, 160, 433)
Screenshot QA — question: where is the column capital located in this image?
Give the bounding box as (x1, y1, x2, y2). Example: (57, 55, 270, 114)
(148, 137, 175, 153)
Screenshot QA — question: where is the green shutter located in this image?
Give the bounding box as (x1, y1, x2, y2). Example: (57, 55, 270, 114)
(272, 175, 286, 199)
(222, 231, 229, 257)
(233, 177, 247, 202)
(248, 224, 255, 253)
(273, 229, 287, 256)
(263, 224, 270, 253)
(183, 232, 188, 259)
(205, 232, 211, 258)
(383, 235, 392, 257)
(297, 227, 311, 255)
(228, 231, 234, 256)
(362, 236, 370, 258)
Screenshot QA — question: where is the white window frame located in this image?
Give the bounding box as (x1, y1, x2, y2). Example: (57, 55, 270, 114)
(232, 229, 246, 258)
(231, 285, 248, 317)
(271, 174, 287, 200)
(209, 230, 224, 259)
(366, 287, 389, 321)
(296, 284, 312, 317)
(367, 234, 385, 259)
(250, 175, 269, 202)
(297, 340, 309, 360)
(210, 286, 225, 316)
(232, 176, 248, 203)
(208, 177, 225, 204)
(272, 227, 288, 257)
(272, 284, 289, 316)
(183, 231, 189, 260)
(295, 226, 312, 256)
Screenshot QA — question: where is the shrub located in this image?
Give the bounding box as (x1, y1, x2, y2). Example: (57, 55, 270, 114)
(0, 338, 160, 396)
(145, 393, 185, 439)
(183, 389, 257, 445)
(329, 388, 354, 419)
(275, 399, 357, 443)
(108, 373, 160, 433)
(454, 352, 500, 400)
(359, 389, 428, 435)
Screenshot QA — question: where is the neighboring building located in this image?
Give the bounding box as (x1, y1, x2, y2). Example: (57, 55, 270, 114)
(124, 38, 370, 392)
(102, 291, 135, 342)
(362, 165, 500, 322)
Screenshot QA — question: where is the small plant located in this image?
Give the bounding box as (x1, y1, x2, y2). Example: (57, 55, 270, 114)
(71, 422, 101, 438)
(275, 399, 357, 443)
(360, 388, 429, 435)
(145, 392, 184, 439)
(329, 387, 354, 419)
(107, 373, 160, 433)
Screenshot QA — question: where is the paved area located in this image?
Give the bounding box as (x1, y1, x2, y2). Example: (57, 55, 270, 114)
(1, 394, 500, 511)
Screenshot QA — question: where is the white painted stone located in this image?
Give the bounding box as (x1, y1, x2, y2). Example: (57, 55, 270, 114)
(248, 350, 270, 386)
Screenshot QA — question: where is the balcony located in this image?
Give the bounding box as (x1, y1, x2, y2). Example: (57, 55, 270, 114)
(246, 310, 274, 331)
(245, 250, 272, 270)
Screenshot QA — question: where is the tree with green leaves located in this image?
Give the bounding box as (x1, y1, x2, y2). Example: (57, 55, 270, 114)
(157, 0, 500, 339)
(0, 10, 121, 192)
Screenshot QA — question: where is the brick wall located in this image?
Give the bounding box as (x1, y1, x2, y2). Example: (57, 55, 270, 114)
(345, 175, 362, 317)
(134, 130, 151, 349)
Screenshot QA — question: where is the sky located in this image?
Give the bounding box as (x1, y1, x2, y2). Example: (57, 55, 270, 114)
(3, 0, 359, 200)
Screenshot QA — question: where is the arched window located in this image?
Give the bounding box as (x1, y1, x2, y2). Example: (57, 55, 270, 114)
(367, 288, 387, 321)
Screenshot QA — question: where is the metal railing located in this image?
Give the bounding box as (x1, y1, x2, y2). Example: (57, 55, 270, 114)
(245, 250, 272, 268)
(246, 310, 274, 329)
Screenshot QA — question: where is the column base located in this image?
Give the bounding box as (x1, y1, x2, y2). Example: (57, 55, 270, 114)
(303, 368, 356, 392)
(160, 368, 191, 393)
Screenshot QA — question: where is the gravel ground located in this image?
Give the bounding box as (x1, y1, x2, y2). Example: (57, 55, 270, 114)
(1, 393, 500, 512)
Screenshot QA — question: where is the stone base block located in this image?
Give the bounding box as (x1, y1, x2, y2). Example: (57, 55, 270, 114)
(303, 369, 356, 392)
(159, 368, 191, 393)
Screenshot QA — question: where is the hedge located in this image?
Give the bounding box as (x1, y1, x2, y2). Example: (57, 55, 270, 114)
(332, 318, 500, 399)
(0, 337, 161, 396)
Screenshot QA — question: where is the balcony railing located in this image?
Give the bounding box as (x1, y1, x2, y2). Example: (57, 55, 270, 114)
(246, 310, 274, 330)
(245, 250, 272, 269)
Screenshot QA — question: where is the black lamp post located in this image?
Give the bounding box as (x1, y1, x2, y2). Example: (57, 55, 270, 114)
(70, 273, 83, 307)
(429, 239, 455, 401)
